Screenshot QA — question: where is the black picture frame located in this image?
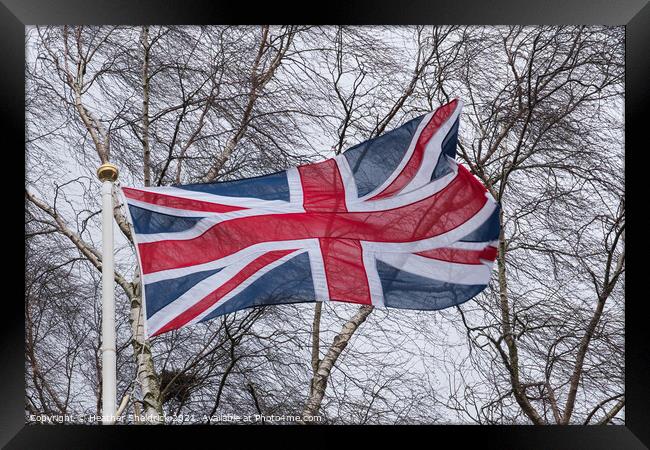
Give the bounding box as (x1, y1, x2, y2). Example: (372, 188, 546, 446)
(4, 0, 647, 448)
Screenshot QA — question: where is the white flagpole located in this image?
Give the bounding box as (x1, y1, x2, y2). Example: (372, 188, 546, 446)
(97, 162, 119, 425)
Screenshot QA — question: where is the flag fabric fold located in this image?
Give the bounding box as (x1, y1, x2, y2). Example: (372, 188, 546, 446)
(122, 99, 500, 337)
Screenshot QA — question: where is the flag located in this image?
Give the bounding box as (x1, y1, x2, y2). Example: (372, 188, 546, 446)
(122, 99, 499, 337)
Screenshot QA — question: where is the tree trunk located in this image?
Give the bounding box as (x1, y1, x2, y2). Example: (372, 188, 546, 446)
(310, 302, 322, 377)
(122, 26, 163, 425)
(496, 212, 545, 425)
(140, 26, 151, 187)
(130, 272, 163, 423)
(302, 305, 373, 420)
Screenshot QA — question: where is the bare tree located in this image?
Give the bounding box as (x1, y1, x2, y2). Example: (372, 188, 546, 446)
(25, 25, 624, 425)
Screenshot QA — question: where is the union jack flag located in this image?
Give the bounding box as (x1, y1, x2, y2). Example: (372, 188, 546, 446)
(122, 99, 499, 337)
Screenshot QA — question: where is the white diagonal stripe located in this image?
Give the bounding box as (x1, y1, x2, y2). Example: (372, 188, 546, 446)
(358, 111, 434, 201)
(401, 99, 463, 195)
(375, 251, 493, 286)
(362, 194, 497, 253)
(143, 238, 320, 284)
(128, 185, 295, 209)
(186, 249, 307, 326)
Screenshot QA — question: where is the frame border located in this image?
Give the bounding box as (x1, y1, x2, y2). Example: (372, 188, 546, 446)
(6, 0, 647, 447)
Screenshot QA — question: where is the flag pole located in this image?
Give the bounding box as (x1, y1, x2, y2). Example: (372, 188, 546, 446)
(97, 162, 119, 425)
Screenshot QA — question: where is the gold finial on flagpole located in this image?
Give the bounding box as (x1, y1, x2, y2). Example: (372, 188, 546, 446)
(97, 162, 119, 182)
